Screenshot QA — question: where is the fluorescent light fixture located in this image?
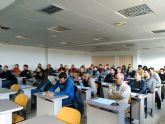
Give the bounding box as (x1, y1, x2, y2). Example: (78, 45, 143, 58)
(16, 35, 29, 39)
(60, 41, 67, 44)
(38, 44, 45, 47)
(114, 21, 127, 26)
(115, 11, 127, 19)
(48, 26, 71, 32)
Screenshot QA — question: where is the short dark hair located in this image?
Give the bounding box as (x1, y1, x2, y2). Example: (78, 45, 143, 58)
(138, 65, 142, 68)
(4, 65, 8, 68)
(23, 64, 28, 68)
(144, 69, 151, 74)
(160, 68, 164, 71)
(149, 67, 154, 71)
(58, 72, 67, 79)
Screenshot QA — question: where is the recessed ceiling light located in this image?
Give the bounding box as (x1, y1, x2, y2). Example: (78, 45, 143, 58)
(48, 26, 71, 32)
(38, 44, 45, 47)
(16, 35, 29, 39)
(114, 21, 127, 26)
(60, 42, 67, 44)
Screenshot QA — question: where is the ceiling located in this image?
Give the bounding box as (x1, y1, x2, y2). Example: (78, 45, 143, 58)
(0, 0, 165, 52)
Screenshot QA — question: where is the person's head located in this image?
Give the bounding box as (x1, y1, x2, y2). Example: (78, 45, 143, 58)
(0, 65, 2, 69)
(3, 65, 8, 72)
(15, 64, 19, 68)
(114, 73, 124, 85)
(64, 65, 68, 69)
(60, 64, 63, 68)
(38, 63, 42, 67)
(82, 73, 92, 81)
(23, 64, 28, 70)
(138, 65, 142, 70)
(134, 72, 141, 81)
(71, 64, 75, 68)
(80, 66, 85, 73)
(110, 68, 115, 74)
(93, 66, 98, 71)
(149, 67, 154, 75)
(128, 64, 132, 68)
(58, 72, 67, 84)
(117, 66, 122, 73)
(47, 64, 51, 69)
(99, 64, 102, 68)
(58, 67, 66, 73)
(142, 66, 148, 70)
(144, 69, 151, 78)
(160, 68, 164, 74)
(122, 65, 126, 69)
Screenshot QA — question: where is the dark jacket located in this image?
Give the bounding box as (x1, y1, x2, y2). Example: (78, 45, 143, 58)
(128, 79, 148, 94)
(19, 70, 31, 79)
(104, 73, 115, 83)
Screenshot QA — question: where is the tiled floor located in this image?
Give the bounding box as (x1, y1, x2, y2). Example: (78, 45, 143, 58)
(27, 101, 165, 124)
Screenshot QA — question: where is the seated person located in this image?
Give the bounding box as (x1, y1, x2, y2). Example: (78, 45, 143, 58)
(158, 68, 165, 83)
(149, 67, 161, 85)
(0, 65, 14, 88)
(45, 64, 54, 75)
(19, 64, 32, 79)
(31, 70, 51, 94)
(104, 68, 115, 83)
(46, 72, 74, 106)
(79, 73, 97, 96)
(144, 69, 157, 93)
(13, 64, 21, 76)
(92, 66, 100, 79)
(128, 72, 147, 94)
(107, 73, 131, 103)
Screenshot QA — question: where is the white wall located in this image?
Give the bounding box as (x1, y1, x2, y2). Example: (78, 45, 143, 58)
(0, 44, 91, 70)
(0, 44, 46, 70)
(48, 49, 91, 69)
(138, 49, 165, 70)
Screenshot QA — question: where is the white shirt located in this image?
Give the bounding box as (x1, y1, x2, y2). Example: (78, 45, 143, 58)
(107, 82, 131, 103)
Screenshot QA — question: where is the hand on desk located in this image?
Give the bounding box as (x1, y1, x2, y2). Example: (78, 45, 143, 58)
(45, 91, 54, 97)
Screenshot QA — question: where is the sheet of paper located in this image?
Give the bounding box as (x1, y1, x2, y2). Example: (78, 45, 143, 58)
(93, 98, 116, 105)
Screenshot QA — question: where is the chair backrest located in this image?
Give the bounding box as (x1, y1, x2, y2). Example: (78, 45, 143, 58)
(11, 84, 20, 92)
(56, 107, 81, 124)
(15, 93, 28, 108)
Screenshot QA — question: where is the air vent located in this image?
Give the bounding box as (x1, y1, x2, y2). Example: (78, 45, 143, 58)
(152, 29, 165, 34)
(48, 26, 71, 32)
(39, 5, 63, 14)
(0, 25, 11, 30)
(117, 4, 153, 17)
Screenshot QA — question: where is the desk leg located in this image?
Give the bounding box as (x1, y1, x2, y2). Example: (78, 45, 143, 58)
(53, 99, 62, 116)
(85, 90, 91, 100)
(140, 99, 145, 124)
(0, 112, 12, 124)
(23, 89, 32, 114)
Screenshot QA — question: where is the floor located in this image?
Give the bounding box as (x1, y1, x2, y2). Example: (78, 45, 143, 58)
(27, 101, 165, 124)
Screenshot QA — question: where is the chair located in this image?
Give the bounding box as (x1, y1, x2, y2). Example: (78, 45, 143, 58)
(10, 84, 20, 92)
(12, 93, 28, 124)
(56, 107, 81, 124)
